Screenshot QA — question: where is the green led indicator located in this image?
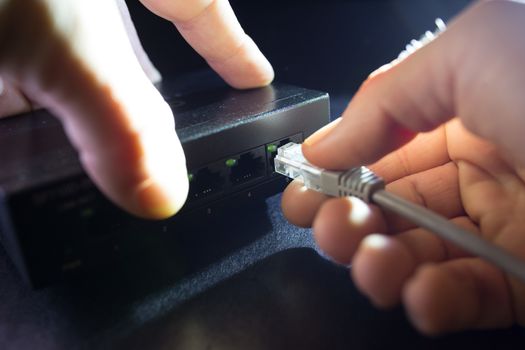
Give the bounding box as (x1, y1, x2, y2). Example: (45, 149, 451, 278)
(226, 158, 237, 167)
(188, 173, 194, 182)
(267, 144, 278, 153)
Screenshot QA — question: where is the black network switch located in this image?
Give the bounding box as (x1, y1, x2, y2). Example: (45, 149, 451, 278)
(0, 76, 329, 287)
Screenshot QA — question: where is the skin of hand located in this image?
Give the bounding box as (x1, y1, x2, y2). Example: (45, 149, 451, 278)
(0, 0, 273, 219)
(282, 0, 525, 335)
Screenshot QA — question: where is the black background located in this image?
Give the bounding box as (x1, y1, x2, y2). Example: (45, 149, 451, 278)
(2, 1, 525, 349)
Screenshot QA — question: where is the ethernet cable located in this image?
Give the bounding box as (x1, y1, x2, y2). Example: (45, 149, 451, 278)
(397, 18, 446, 60)
(274, 142, 525, 282)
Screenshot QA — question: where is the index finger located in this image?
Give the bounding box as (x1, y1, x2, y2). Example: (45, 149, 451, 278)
(301, 28, 454, 170)
(302, 1, 525, 170)
(140, 0, 274, 89)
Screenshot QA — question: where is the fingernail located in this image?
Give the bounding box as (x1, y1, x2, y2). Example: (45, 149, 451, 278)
(304, 118, 341, 147)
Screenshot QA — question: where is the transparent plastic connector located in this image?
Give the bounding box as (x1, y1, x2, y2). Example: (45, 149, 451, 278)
(274, 142, 324, 193)
(274, 142, 384, 202)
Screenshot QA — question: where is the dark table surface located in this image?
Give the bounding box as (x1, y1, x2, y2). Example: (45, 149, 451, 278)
(2, 0, 525, 349)
(1, 193, 525, 349)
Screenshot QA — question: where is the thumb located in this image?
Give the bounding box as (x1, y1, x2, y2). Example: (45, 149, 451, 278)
(303, 1, 525, 169)
(0, 0, 188, 219)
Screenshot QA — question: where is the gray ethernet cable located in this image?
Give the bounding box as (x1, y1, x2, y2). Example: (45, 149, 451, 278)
(275, 142, 525, 282)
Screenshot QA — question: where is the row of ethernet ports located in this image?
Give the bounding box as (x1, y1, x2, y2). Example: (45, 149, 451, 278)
(187, 134, 302, 203)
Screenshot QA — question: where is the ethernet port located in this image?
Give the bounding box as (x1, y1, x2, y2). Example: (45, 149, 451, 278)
(266, 134, 303, 174)
(188, 167, 225, 201)
(229, 148, 266, 186)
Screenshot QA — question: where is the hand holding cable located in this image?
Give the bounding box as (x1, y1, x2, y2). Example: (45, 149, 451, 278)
(281, 1, 525, 335)
(276, 142, 525, 283)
